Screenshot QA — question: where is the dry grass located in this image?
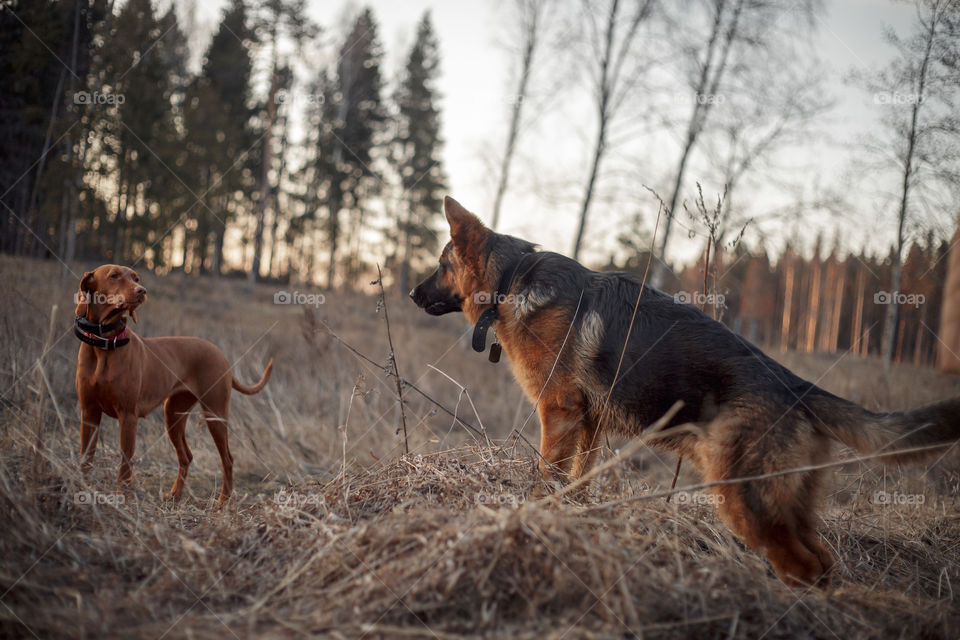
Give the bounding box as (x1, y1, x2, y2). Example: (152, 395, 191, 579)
(1, 255, 959, 639)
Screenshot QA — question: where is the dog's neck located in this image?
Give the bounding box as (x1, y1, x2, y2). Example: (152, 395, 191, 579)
(75, 310, 131, 350)
(471, 251, 536, 356)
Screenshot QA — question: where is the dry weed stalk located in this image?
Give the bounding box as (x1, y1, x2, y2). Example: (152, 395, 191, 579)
(426, 364, 495, 454)
(374, 264, 409, 454)
(31, 304, 60, 481)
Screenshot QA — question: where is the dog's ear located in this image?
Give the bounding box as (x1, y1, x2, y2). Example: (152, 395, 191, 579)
(444, 196, 488, 255)
(74, 271, 95, 318)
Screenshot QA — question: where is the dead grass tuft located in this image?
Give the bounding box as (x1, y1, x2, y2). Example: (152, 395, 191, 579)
(1, 255, 958, 638)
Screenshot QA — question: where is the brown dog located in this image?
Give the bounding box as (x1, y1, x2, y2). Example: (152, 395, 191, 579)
(74, 264, 273, 505)
(411, 197, 960, 586)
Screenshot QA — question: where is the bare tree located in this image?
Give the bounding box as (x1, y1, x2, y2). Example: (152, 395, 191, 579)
(865, 0, 960, 369)
(570, 0, 656, 261)
(489, 0, 552, 230)
(651, 0, 822, 285)
(706, 65, 834, 245)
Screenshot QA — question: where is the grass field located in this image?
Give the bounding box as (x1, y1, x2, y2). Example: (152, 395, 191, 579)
(1, 255, 959, 639)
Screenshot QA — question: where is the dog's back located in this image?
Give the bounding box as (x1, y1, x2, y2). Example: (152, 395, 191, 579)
(510, 251, 960, 461)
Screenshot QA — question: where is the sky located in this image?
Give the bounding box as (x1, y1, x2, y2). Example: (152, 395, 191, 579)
(176, 0, 928, 267)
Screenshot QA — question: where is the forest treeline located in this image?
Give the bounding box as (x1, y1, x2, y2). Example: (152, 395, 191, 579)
(2, 0, 959, 367)
(1, 0, 444, 291)
(662, 233, 948, 366)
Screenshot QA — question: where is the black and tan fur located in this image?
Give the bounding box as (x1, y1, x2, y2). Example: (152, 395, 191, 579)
(410, 196, 960, 586)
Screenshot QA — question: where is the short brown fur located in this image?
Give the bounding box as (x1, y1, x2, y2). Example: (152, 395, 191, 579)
(75, 264, 273, 505)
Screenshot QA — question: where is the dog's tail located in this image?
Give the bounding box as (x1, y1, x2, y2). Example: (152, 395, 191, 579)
(808, 392, 960, 463)
(232, 359, 274, 395)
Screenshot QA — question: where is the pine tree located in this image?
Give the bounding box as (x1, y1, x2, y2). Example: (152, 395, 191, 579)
(249, 0, 317, 281)
(183, 0, 255, 274)
(324, 8, 385, 287)
(391, 11, 446, 292)
(87, 0, 184, 263)
(297, 69, 340, 282)
(0, 0, 106, 259)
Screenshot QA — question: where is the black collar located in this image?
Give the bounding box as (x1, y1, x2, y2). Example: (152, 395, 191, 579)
(74, 316, 130, 350)
(76, 315, 125, 335)
(472, 252, 535, 355)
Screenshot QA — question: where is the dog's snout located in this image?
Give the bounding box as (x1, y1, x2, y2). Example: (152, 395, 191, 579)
(408, 288, 416, 300)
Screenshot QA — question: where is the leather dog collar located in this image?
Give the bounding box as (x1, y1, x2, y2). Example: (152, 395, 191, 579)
(74, 316, 130, 350)
(472, 252, 536, 357)
(76, 315, 125, 335)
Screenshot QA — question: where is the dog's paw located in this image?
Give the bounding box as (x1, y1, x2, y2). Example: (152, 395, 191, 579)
(530, 476, 564, 500)
(161, 489, 183, 502)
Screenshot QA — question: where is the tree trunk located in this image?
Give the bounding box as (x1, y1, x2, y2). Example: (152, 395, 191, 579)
(326, 184, 342, 289)
(571, 114, 607, 261)
(653, 0, 743, 287)
(780, 257, 794, 352)
(251, 30, 280, 282)
(805, 262, 821, 352)
(571, 0, 620, 261)
(212, 219, 225, 276)
(883, 14, 935, 369)
(491, 3, 539, 230)
(852, 268, 865, 354)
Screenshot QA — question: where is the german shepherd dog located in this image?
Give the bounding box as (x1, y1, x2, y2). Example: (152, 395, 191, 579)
(410, 196, 960, 586)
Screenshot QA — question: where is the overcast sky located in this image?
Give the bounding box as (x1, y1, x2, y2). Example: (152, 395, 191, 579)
(178, 0, 927, 266)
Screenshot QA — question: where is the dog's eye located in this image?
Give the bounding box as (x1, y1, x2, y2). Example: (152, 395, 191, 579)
(110, 273, 120, 279)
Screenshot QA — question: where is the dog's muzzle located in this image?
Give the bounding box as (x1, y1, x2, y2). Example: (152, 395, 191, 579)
(409, 281, 462, 315)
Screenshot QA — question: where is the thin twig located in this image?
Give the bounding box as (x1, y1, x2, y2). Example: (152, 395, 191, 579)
(32, 304, 58, 479)
(374, 265, 409, 454)
(317, 314, 517, 447)
(592, 201, 662, 446)
(426, 364, 495, 454)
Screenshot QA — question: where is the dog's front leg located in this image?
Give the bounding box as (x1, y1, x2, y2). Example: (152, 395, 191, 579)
(536, 391, 595, 488)
(80, 405, 102, 473)
(117, 414, 138, 487)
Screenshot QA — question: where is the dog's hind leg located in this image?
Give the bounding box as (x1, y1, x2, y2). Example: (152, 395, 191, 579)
(200, 388, 233, 506)
(694, 407, 829, 586)
(706, 474, 825, 586)
(793, 470, 834, 582)
(163, 392, 197, 500)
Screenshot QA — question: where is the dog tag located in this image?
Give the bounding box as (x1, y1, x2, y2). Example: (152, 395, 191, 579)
(489, 342, 502, 363)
